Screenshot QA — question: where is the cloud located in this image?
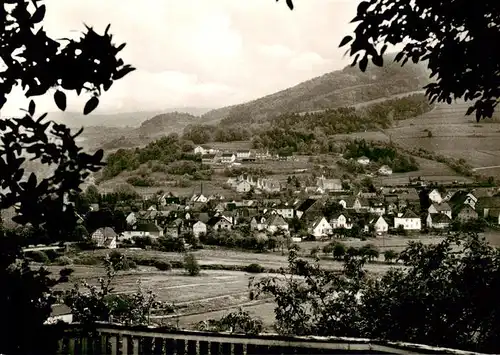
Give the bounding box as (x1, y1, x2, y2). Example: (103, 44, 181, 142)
(1, 0, 362, 116)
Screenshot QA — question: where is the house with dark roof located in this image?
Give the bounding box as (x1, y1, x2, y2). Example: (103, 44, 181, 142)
(122, 223, 163, 239)
(91, 227, 117, 249)
(394, 210, 421, 231)
(295, 198, 318, 219)
(426, 213, 452, 230)
(453, 204, 478, 222)
(428, 202, 452, 219)
(266, 214, 289, 234)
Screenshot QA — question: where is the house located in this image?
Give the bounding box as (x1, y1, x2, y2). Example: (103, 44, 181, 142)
(165, 218, 184, 238)
(122, 223, 164, 240)
(449, 190, 477, 210)
(394, 210, 421, 231)
(357, 156, 370, 165)
(266, 215, 289, 234)
(235, 180, 252, 193)
(91, 227, 117, 249)
(201, 154, 216, 165)
(194, 146, 207, 155)
(428, 202, 452, 219)
(454, 204, 478, 222)
(236, 150, 251, 159)
(426, 213, 452, 230)
(330, 213, 352, 230)
(207, 216, 233, 230)
(487, 209, 500, 225)
(378, 165, 393, 176)
(125, 212, 137, 227)
(45, 304, 73, 325)
(158, 192, 180, 206)
(250, 216, 268, 231)
(192, 220, 207, 238)
(221, 153, 236, 164)
(296, 198, 319, 219)
(316, 176, 342, 192)
(308, 217, 332, 239)
(274, 203, 294, 219)
(372, 215, 389, 234)
(368, 199, 386, 216)
(428, 189, 443, 204)
(475, 196, 500, 219)
(191, 194, 208, 203)
(255, 150, 271, 160)
(257, 178, 281, 193)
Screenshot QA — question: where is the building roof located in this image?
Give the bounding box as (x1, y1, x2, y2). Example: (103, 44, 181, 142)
(221, 153, 235, 157)
(401, 209, 419, 219)
(134, 223, 162, 233)
(435, 202, 452, 212)
(431, 213, 452, 223)
(267, 214, 288, 227)
(297, 198, 317, 212)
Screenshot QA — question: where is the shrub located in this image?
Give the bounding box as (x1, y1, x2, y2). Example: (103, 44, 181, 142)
(44, 249, 60, 262)
(244, 263, 265, 273)
(27, 250, 49, 264)
(184, 253, 200, 276)
(55, 256, 73, 266)
(74, 255, 101, 265)
(155, 260, 172, 271)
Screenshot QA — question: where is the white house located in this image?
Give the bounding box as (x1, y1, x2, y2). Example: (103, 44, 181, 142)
(357, 156, 370, 165)
(316, 176, 342, 192)
(192, 220, 207, 238)
(208, 216, 233, 230)
(236, 150, 251, 159)
(368, 199, 386, 216)
(378, 165, 393, 176)
(122, 223, 164, 240)
(125, 212, 137, 227)
(194, 146, 206, 155)
(91, 227, 117, 249)
(221, 153, 236, 164)
(308, 217, 332, 239)
(45, 304, 73, 325)
(250, 216, 267, 231)
(235, 180, 252, 193)
(372, 215, 389, 234)
(394, 210, 421, 231)
(275, 204, 294, 219)
(257, 178, 281, 193)
(330, 213, 352, 229)
(428, 189, 443, 204)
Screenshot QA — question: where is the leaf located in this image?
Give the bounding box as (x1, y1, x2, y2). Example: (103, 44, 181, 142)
(286, 0, 294, 10)
(339, 36, 353, 48)
(372, 55, 383, 67)
(29, 100, 35, 116)
(31, 4, 46, 24)
(54, 90, 67, 111)
(359, 56, 368, 72)
(105, 23, 111, 34)
(116, 43, 126, 52)
(113, 66, 135, 81)
(36, 112, 48, 123)
(357, 1, 370, 15)
(465, 106, 475, 116)
(83, 96, 99, 115)
(394, 52, 405, 62)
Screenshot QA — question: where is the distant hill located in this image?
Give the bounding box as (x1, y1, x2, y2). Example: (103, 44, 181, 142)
(138, 111, 203, 137)
(203, 54, 430, 126)
(45, 107, 213, 129)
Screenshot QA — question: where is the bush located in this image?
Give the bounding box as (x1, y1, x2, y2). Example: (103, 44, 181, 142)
(244, 263, 265, 273)
(27, 250, 49, 263)
(74, 255, 101, 265)
(184, 253, 200, 276)
(55, 256, 73, 266)
(155, 260, 172, 271)
(44, 249, 60, 262)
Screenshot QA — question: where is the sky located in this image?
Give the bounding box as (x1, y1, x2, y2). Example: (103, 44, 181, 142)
(2, 0, 360, 116)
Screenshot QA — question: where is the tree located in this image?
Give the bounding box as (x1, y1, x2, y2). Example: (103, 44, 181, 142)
(251, 233, 500, 353)
(279, 1, 499, 121)
(332, 242, 346, 260)
(184, 253, 200, 276)
(383, 249, 398, 263)
(0, 1, 134, 352)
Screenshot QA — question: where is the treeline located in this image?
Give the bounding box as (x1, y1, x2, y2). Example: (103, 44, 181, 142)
(250, 94, 433, 154)
(182, 124, 251, 144)
(343, 139, 419, 173)
(101, 134, 211, 181)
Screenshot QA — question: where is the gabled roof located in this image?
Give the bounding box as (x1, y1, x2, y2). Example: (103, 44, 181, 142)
(435, 202, 452, 212)
(400, 209, 419, 219)
(221, 153, 235, 157)
(431, 213, 452, 223)
(297, 198, 317, 212)
(207, 216, 232, 226)
(134, 223, 162, 233)
(267, 215, 288, 226)
(196, 212, 210, 223)
(311, 216, 329, 229)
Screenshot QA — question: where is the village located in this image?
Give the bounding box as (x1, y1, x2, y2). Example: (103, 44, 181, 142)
(87, 171, 500, 250)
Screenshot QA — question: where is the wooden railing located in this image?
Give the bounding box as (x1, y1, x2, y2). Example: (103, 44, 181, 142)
(54, 323, 488, 355)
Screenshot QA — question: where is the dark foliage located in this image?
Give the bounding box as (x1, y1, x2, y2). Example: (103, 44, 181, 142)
(0, 1, 134, 353)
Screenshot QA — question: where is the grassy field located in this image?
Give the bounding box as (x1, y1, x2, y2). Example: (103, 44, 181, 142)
(54, 231, 500, 330)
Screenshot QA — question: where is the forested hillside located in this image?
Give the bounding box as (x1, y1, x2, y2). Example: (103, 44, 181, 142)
(202, 55, 429, 124)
